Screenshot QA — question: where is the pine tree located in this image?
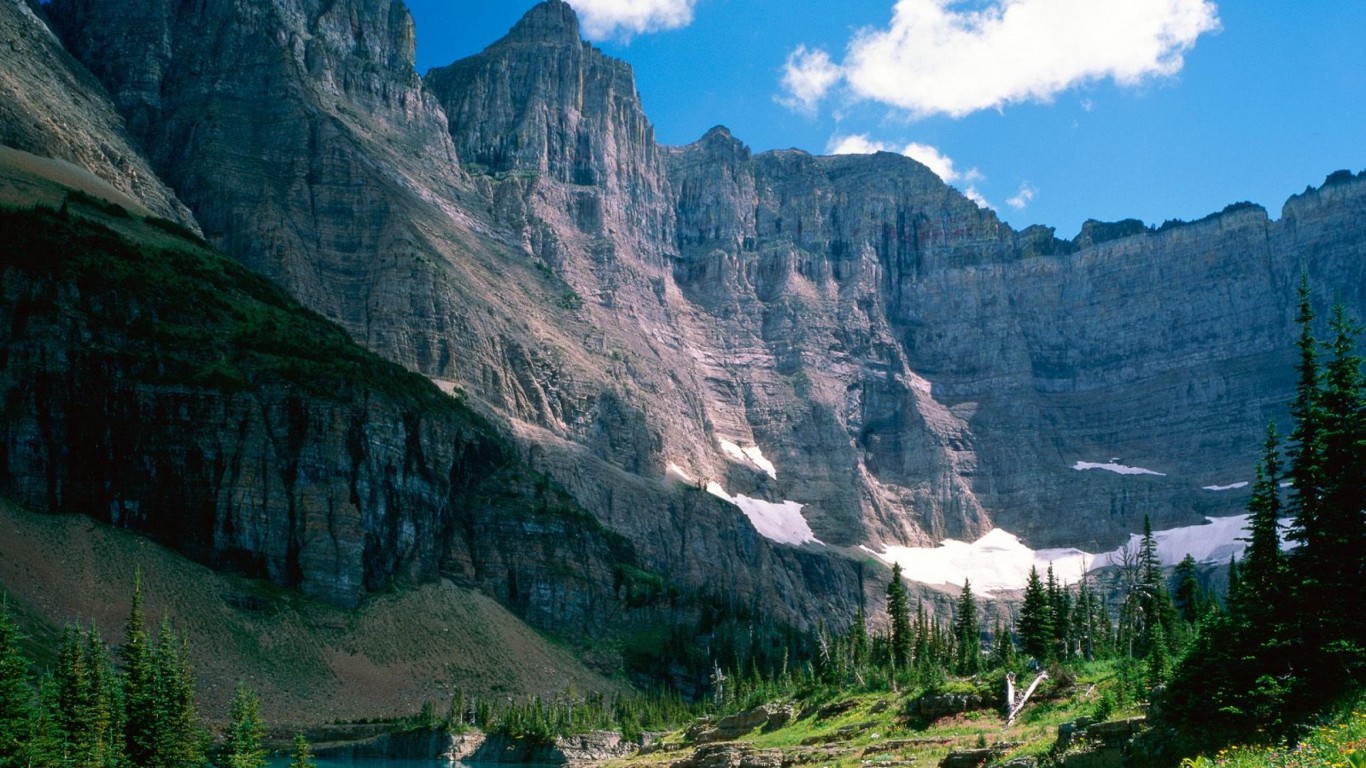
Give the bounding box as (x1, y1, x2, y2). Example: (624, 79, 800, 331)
(1171, 555, 1203, 625)
(1238, 422, 1286, 618)
(0, 598, 32, 768)
(886, 565, 912, 672)
(85, 628, 125, 768)
(287, 733, 314, 768)
(123, 571, 157, 768)
(953, 580, 980, 675)
(911, 601, 930, 673)
(850, 605, 869, 669)
(991, 617, 1016, 670)
(26, 676, 65, 768)
(1286, 273, 1325, 558)
(1019, 567, 1053, 661)
(1146, 621, 1170, 690)
(224, 683, 266, 768)
(1073, 581, 1097, 660)
(150, 622, 205, 768)
(1313, 306, 1365, 644)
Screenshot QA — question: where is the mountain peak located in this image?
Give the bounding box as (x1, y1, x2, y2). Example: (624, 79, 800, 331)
(506, 0, 582, 46)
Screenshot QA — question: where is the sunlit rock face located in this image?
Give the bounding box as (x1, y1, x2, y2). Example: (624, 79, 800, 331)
(27, 0, 1366, 623)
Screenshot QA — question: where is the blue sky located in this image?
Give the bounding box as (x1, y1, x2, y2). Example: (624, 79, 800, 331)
(405, 0, 1365, 239)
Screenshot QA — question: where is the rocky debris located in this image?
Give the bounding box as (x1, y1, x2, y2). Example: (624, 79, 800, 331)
(675, 743, 783, 768)
(807, 698, 860, 721)
(914, 692, 988, 720)
(688, 704, 794, 743)
(861, 737, 953, 754)
(1054, 717, 1147, 768)
(553, 730, 641, 763)
(782, 745, 853, 764)
(939, 748, 996, 768)
(322, 728, 639, 764)
(1053, 717, 1096, 751)
(1085, 717, 1146, 746)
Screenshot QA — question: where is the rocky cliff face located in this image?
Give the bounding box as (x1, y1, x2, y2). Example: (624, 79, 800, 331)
(20, 0, 1366, 618)
(0, 201, 636, 630)
(0, 0, 193, 226)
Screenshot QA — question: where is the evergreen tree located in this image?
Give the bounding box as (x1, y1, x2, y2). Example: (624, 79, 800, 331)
(84, 629, 125, 768)
(1171, 555, 1203, 625)
(911, 601, 930, 673)
(953, 581, 980, 675)
(123, 571, 157, 768)
(287, 733, 314, 768)
(1146, 621, 1170, 690)
(991, 617, 1016, 670)
(26, 676, 66, 768)
(1312, 306, 1365, 644)
(149, 622, 205, 768)
(53, 625, 89, 757)
(1073, 581, 1098, 660)
(1286, 273, 1325, 557)
(850, 605, 869, 669)
(0, 598, 31, 768)
(1019, 567, 1053, 661)
(223, 683, 266, 768)
(1049, 572, 1073, 660)
(886, 565, 912, 672)
(1238, 423, 1286, 620)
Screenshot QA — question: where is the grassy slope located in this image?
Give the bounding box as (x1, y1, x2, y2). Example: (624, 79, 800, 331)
(0, 497, 623, 729)
(618, 664, 1141, 768)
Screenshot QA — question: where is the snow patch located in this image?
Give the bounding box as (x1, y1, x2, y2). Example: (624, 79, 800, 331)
(865, 515, 1295, 595)
(718, 439, 778, 479)
(1092, 515, 1295, 569)
(666, 463, 695, 483)
(742, 446, 778, 479)
(706, 482, 820, 546)
(430, 378, 461, 397)
(863, 529, 1092, 597)
(1202, 482, 1249, 492)
(735, 496, 822, 546)
(1072, 460, 1166, 477)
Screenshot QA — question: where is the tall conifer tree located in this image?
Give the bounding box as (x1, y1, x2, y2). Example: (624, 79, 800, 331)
(0, 598, 31, 768)
(953, 581, 980, 675)
(886, 565, 913, 672)
(1019, 567, 1052, 661)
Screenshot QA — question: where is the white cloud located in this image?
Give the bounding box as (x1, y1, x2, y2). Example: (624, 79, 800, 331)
(778, 46, 843, 114)
(964, 186, 992, 210)
(1007, 182, 1037, 209)
(568, 0, 697, 40)
(828, 135, 967, 182)
(781, 0, 1220, 118)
